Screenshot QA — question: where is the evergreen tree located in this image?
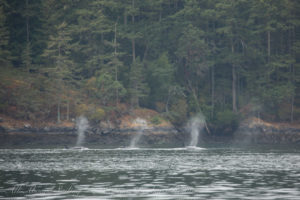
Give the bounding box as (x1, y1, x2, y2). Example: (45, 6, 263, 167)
(129, 57, 149, 108)
(0, 2, 11, 65)
(43, 21, 73, 123)
(148, 52, 174, 110)
(95, 69, 126, 106)
(1, 0, 300, 123)
(176, 24, 210, 112)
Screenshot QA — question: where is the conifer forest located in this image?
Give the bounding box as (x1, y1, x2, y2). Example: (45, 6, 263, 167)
(0, 0, 299, 130)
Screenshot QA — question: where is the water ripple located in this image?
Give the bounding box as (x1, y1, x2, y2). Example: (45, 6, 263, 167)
(0, 147, 300, 199)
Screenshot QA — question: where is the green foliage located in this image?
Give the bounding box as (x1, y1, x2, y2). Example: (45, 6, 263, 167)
(200, 104, 213, 121)
(75, 104, 89, 116)
(96, 72, 126, 105)
(43, 22, 73, 70)
(129, 58, 149, 108)
(21, 42, 32, 69)
(150, 115, 163, 125)
(0, 68, 55, 121)
(76, 104, 105, 123)
(168, 99, 188, 126)
(7, 0, 48, 65)
(89, 108, 106, 123)
(1, 0, 300, 126)
(260, 83, 294, 118)
(214, 109, 239, 133)
(0, 3, 11, 65)
(262, 84, 294, 107)
(147, 52, 174, 106)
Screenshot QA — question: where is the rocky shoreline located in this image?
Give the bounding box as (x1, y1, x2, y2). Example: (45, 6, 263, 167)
(1, 117, 300, 147)
(0, 123, 185, 147)
(234, 118, 300, 144)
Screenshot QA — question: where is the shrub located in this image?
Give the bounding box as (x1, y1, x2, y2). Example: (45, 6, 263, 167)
(214, 109, 239, 133)
(75, 104, 89, 116)
(168, 98, 188, 126)
(150, 116, 162, 125)
(89, 108, 105, 123)
(76, 104, 106, 123)
(155, 102, 165, 113)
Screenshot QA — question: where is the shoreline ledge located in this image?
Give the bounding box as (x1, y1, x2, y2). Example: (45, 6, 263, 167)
(1, 117, 300, 146)
(0, 121, 184, 147)
(234, 118, 300, 144)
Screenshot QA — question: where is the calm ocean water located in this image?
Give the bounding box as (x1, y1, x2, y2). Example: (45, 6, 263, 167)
(0, 146, 300, 199)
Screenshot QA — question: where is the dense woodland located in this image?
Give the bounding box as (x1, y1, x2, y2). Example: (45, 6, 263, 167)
(0, 0, 299, 130)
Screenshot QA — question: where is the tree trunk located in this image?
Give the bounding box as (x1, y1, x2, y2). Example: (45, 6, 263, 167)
(290, 63, 295, 123)
(267, 30, 271, 62)
(26, 0, 29, 43)
(114, 22, 117, 55)
(188, 79, 200, 112)
(26, 18, 29, 44)
(237, 71, 240, 100)
(114, 21, 119, 106)
(132, 39, 135, 62)
(124, 11, 127, 25)
(101, 33, 104, 43)
(289, 26, 296, 123)
(211, 65, 215, 119)
(231, 42, 237, 113)
(57, 100, 61, 124)
(131, 0, 135, 62)
(131, 84, 139, 109)
(115, 67, 119, 106)
(165, 87, 171, 114)
(232, 65, 237, 113)
(159, 10, 162, 22)
(66, 99, 69, 121)
(24, 0, 30, 70)
(143, 43, 149, 61)
(291, 92, 294, 123)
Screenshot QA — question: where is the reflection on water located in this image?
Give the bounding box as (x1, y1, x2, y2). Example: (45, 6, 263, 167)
(1, 147, 300, 199)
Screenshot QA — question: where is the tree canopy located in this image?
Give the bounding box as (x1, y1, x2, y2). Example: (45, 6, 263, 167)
(0, 0, 299, 127)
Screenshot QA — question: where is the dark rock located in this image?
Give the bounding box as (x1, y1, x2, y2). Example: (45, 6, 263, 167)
(101, 129, 113, 135)
(24, 123, 31, 128)
(0, 125, 6, 133)
(43, 127, 50, 132)
(234, 118, 300, 144)
(0, 120, 185, 147)
(5, 126, 76, 134)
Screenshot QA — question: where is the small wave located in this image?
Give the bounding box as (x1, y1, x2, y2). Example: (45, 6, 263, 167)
(70, 147, 89, 150)
(185, 146, 206, 151)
